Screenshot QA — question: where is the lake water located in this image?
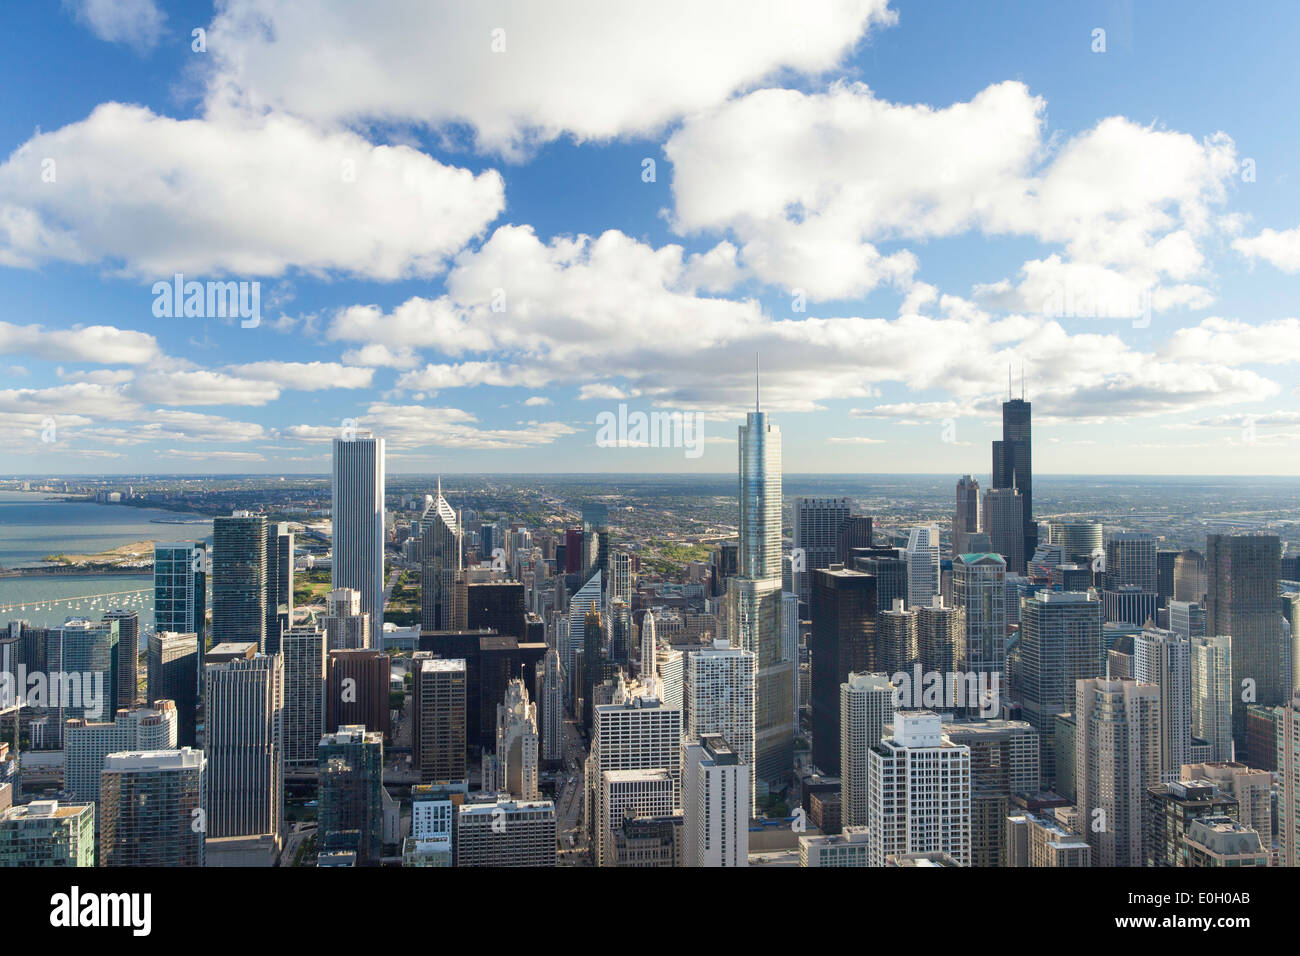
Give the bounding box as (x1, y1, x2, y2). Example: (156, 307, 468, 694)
(0, 492, 211, 648)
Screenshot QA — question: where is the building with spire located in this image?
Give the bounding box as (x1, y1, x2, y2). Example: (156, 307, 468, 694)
(991, 370, 1034, 571)
(419, 478, 463, 632)
(726, 365, 792, 794)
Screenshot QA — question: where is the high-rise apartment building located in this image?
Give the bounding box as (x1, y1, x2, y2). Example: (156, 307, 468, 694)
(64, 700, 178, 803)
(322, 588, 370, 651)
(102, 608, 139, 710)
(1190, 635, 1234, 763)
(98, 748, 206, 867)
(1133, 627, 1191, 781)
(1168, 600, 1207, 640)
(866, 711, 971, 867)
(282, 625, 327, 769)
(317, 725, 384, 866)
(332, 433, 386, 639)
(204, 652, 284, 843)
(0, 799, 95, 867)
(1005, 811, 1091, 866)
(682, 734, 749, 867)
(685, 638, 756, 813)
(147, 631, 198, 746)
(588, 692, 682, 864)
(1075, 676, 1161, 867)
(876, 598, 917, 676)
(153, 541, 207, 650)
(953, 552, 1008, 700)
(943, 719, 1039, 867)
(839, 672, 893, 828)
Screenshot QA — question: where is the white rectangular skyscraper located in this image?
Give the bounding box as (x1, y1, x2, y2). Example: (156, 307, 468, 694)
(332, 433, 386, 641)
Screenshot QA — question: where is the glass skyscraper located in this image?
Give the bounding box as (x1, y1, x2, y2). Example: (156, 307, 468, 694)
(332, 434, 387, 641)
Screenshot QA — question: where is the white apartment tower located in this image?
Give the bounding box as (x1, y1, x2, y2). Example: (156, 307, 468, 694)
(840, 672, 894, 828)
(1191, 635, 1234, 763)
(866, 711, 971, 866)
(685, 638, 756, 814)
(1133, 627, 1192, 781)
(682, 734, 749, 867)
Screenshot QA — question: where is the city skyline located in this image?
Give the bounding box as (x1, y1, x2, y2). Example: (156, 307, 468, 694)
(2, 2, 1300, 475)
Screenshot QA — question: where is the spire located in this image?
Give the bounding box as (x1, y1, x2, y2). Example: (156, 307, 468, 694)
(756, 352, 761, 412)
(1020, 363, 1025, 401)
(437, 474, 442, 500)
(1007, 363, 1012, 401)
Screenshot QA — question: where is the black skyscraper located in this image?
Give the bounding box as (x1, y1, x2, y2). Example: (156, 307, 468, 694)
(992, 395, 1034, 565)
(809, 567, 877, 775)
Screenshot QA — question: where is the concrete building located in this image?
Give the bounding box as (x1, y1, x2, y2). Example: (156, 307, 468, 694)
(685, 638, 756, 813)
(204, 652, 284, 843)
(799, 826, 871, 866)
(1183, 815, 1267, 867)
(1133, 627, 1192, 781)
(1005, 811, 1091, 866)
(323, 588, 370, 651)
(600, 769, 675, 867)
(64, 700, 178, 803)
(1075, 676, 1161, 867)
(944, 718, 1040, 867)
(484, 678, 539, 800)
(839, 672, 894, 828)
(456, 797, 556, 867)
(792, 497, 852, 607)
(282, 625, 327, 769)
(1190, 635, 1234, 763)
(867, 711, 971, 867)
(1145, 779, 1239, 868)
(682, 734, 749, 867)
(905, 525, 941, 609)
(147, 631, 198, 747)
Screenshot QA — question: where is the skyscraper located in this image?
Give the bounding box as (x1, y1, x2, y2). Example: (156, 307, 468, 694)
(876, 599, 917, 676)
(64, 700, 178, 803)
(982, 488, 1025, 576)
(1133, 627, 1192, 781)
(412, 656, 466, 782)
(991, 391, 1034, 566)
(943, 718, 1040, 867)
(839, 671, 893, 828)
(326, 648, 392, 739)
(1075, 676, 1161, 867)
(810, 566, 876, 773)
(102, 608, 139, 710)
(792, 497, 852, 607)
(867, 711, 971, 866)
(322, 588, 370, 651)
(46, 618, 118, 730)
(485, 678, 540, 800)
(98, 748, 206, 868)
(682, 734, 749, 867)
(1206, 533, 1283, 743)
(905, 525, 940, 609)
(317, 725, 384, 866)
(1174, 548, 1207, 604)
(332, 433, 386, 640)
(418, 481, 462, 632)
(153, 542, 207, 645)
(1019, 591, 1103, 783)
(204, 652, 284, 842)
(0, 800, 95, 867)
(265, 522, 294, 655)
(148, 631, 199, 746)
(953, 475, 981, 559)
(684, 638, 756, 813)
(953, 552, 1008, 701)
(281, 625, 327, 769)
(211, 513, 268, 650)
(727, 402, 791, 790)
(540, 647, 563, 766)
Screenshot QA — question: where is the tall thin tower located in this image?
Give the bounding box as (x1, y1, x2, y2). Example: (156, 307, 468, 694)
(991, 371, 1035, 567)
(332, 434, 386, 641)
(728, 363, 792, 791)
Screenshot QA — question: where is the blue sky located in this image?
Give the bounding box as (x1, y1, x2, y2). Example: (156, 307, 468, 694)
(2, 0, 1299, 475)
